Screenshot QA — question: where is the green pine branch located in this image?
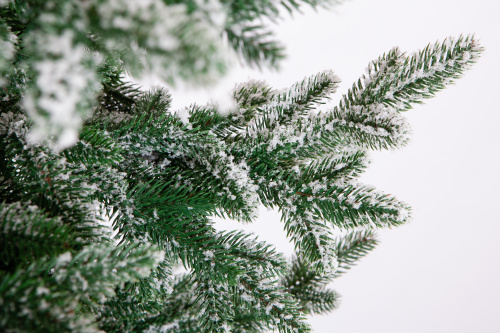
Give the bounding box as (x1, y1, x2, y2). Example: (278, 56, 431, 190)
(281, 255, 340, 315)
(0, 5, 483, 329)
(0, 243, 163, 333)
(0, 202, 72, 272)
(311, 35, 482, 151)
(225, 0, 346, 21)
(331, 229, 378, 278)
(225, 24, 286, 69)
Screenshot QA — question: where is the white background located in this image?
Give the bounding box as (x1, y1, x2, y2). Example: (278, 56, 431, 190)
(168, 0, 500, 332)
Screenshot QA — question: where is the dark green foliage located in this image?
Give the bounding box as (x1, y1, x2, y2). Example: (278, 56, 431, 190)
(0, 202, 72, 271)
(332, 230, 378, 278)
(0, 243, 162, 333)
(225, 24, 286, 69)
(281, 255, 340, 315)
(0, 1, 482, 332)
(280, 230, 377, 314)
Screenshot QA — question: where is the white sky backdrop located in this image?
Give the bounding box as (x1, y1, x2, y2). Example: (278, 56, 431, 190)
(164, 0, 500, 332)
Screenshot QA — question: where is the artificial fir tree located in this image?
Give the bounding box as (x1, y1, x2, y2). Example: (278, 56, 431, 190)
(0, 1, 481, 332)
